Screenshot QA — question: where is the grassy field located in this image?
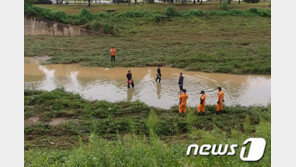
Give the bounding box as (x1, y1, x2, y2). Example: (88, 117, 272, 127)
(25, 2, 270, 74)
(25, 3, 270, 74)
(24, 89, 271, 166)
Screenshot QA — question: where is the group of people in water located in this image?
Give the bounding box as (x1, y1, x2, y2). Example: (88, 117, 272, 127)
(110, 47, 225, 115)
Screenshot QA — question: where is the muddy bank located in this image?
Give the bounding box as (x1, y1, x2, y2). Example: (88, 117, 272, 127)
(24, 16, 97, 36)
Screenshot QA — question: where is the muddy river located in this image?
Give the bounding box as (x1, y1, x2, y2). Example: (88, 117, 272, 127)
(24, 16, 96, 36)
(24, 57, 270, 109)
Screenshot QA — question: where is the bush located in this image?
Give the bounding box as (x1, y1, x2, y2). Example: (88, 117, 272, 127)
(53, 10, 67, 22)
(244, 0, 260, 3)
(153, 14, 162, 23)
(103, 24, 118, 36)
(220, 0, 230, 11)
(248, 8, 271, 17)
(79, 8, 94, 21)
(39, 8, 54, 20)
(165, 6, 179, 17)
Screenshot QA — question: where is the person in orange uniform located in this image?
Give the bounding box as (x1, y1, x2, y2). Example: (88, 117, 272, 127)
(197, 90, 206, 115)
(179, 89, 188, 114)
(110, 47, 116, 62)
(216, 87, 224, 114)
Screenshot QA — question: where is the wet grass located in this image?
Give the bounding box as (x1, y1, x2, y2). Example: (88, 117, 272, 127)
(24, 3, 270, 74)
(24, 15, 270, 74)
(24, 89, 270, 166)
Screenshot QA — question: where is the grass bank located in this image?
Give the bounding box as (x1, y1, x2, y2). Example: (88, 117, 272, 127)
(24, 3, 270, 74)
(25, 89, 270, 166)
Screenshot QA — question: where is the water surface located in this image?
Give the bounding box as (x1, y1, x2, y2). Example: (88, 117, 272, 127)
(24, 57, 271, 109)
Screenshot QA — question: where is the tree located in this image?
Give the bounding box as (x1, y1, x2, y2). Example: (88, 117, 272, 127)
(88, 0, 91, 7)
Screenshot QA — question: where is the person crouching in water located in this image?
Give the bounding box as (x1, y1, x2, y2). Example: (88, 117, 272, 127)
(179, 89, 188, 114)
(197, 90, 206, 115)
(155, 66, 162, 83)
(217, 86, 224, 114)
(126, 70, 134, 89)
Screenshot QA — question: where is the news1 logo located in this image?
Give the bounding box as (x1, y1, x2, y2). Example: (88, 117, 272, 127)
(186, 138, 267, 162)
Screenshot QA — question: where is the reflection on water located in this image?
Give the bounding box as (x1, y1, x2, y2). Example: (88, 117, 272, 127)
(24, 16, 96, 36)
(24, 57, 271, 109)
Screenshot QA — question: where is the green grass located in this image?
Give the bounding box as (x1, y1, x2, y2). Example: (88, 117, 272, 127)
(24, 3, 270, 74)
(24, 89, 271, 166)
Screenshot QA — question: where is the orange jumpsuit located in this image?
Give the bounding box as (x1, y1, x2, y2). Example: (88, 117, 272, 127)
(110, 48, 116, 56)
(179, 93, 188, 113)
(217, 91, 224, 112)
(198, 94, 206, 113)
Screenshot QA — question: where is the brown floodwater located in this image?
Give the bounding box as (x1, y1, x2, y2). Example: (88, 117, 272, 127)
(24, 16, 96, 36)
(24, 57, 271, 109)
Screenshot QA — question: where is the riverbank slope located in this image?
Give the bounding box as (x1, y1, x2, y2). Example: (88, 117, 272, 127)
(25, 89, 271, 166)
(24, 3, 270, 74)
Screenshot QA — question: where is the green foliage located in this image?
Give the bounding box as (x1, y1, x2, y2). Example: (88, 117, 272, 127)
(248, 7, 271, 17)
(24, 5, 270, 37)
(165, 5, 179, 17)
(25, 128, 271, 166)
(152, 14, 162, 23)
(79, 8, 94, 21)
(103, 24, 118, 36)
(24, 89, 271, 146)
(146, 110, 158, 139)
(24, 90, 271, 166)
(25, 5, 270, 74)
(220, 0, 230, 11)
(53, 10, 67, 22)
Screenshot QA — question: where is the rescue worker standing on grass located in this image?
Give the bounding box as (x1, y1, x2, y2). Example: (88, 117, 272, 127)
(179, 89, 188, 114)
(216, 87, 224, 114)
(178, 73, 184, 91)
(110, 46, 116, 62)
(126, 70, 134, 89)
(197, 90, 206, 115)
(156, 66, 162, 83)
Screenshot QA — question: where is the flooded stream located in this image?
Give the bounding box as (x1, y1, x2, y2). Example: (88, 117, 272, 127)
(24, 16, 96, 36)
(24, 57, 270, 109)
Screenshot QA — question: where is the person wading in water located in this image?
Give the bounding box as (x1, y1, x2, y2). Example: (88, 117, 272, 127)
(126, 70, 134, 89)
(156, 66, 162, 83)
(178, 73, 184, 91)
